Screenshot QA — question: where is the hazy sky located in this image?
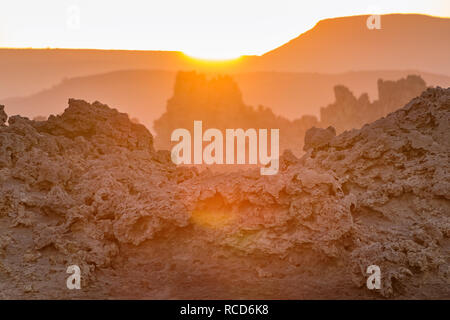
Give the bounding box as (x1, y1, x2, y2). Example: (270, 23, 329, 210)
(0, 0, 448, 59)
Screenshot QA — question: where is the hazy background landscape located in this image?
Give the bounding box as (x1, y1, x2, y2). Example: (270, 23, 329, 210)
(2, 14, 449, 129)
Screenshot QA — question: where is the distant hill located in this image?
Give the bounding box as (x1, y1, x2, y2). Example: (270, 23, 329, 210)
(255, 14, 450, 74)
(2, 69, 449, 129)
(0, 49, 190, 99)
(0, 14, 448, 99)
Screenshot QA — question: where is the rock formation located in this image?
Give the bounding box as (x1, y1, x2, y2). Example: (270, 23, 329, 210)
(154, 71, 319, 155)
(320, 75, 427, 133)
(0, 99, 191, 298)
(303, 126, 336, 151)
(155, 73, 428, 160)
(304, 87, 450, 297)
(0, 105, 7, 126)
(0, 88, 448, 299)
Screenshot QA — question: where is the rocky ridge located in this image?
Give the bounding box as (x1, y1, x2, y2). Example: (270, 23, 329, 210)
(0, 88, 448, 299)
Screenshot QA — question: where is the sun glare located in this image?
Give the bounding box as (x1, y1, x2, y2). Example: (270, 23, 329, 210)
(181, 52, 244, 70)
(183, 50, 242, 61)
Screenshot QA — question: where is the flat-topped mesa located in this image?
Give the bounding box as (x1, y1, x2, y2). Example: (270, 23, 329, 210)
(35, 99, 155, 152)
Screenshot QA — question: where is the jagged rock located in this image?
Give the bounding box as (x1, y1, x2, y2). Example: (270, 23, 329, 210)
(0, 105, 6, 126)
(377, 75, 427, 115)
(320, 75, 427, 133)
(36, 99, 154, 152)
(0, 87, 448, 299)
(303, 126, 336, 151)
(306, 87, 450, 297)
(154, 71, 318, 155)
(0, 98, 189, 298)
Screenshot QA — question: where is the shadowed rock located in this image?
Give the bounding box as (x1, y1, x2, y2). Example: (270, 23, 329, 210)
(0, 88, 448, 299)
(0, 105, 6, 126)
(303, 126, 336, 151)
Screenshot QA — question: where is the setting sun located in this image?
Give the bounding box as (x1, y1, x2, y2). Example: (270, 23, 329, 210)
(0, 0, 448, 57)
(183, 50, 242, 61)
(182, 52, 243, 67)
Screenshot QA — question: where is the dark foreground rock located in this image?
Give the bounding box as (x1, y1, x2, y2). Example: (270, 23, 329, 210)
(0, 89, 448, 299)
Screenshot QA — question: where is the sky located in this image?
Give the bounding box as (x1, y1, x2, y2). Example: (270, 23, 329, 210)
(0, 0, 449, 59)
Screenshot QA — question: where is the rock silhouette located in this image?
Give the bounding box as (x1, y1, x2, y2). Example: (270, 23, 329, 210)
(321, 75, 427, 133)
(154, 72, 430, 159)
(154, 71, 319, 155)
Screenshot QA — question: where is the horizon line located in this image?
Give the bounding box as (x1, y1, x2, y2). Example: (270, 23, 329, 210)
(0, 13, 448, 58)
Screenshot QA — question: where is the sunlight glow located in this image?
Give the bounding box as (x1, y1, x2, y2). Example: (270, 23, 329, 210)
(0, 0, 448, 56)
(190, 209, 235, 229)
(181, 53, 245, 71)
(183, 50, 242, 61)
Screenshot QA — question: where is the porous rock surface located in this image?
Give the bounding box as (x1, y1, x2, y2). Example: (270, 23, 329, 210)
(0, 105, 7, 126)
(0, 89, 448, 299)
(303, 126, 336, 151)
(0, 99, 189, 298)
(303, 87, 450, 297)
